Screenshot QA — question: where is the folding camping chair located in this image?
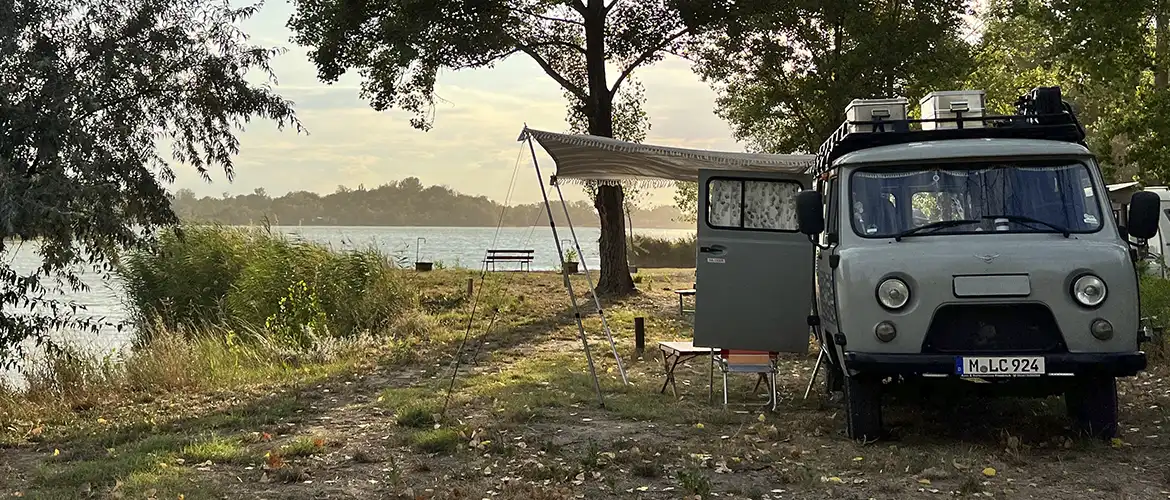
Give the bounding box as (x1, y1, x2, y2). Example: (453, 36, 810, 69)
(714, 350, 779, 411)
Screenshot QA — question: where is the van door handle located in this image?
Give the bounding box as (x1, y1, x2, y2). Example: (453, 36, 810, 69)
(699, 245, 726, 254)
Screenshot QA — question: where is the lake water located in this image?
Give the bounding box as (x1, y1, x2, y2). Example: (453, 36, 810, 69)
(2, 225, 694, 385)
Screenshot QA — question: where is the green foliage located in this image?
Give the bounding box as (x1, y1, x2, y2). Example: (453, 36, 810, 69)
(563, 247, 579, 263)
(117, 225, 416, 348)
(0, 0, 300, 365)
(264, 281, 330, 351)
(170, 178, 690, 229)
(689, 0, 975, 154)
(973, 0, 1170, 183)
(629, 234, 696, 268)
(673, 182, 699, 224)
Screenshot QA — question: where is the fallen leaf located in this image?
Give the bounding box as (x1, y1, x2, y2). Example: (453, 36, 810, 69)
(694, 423, 705, 429)
(853, 456, 864, 461)
(982, 467, 997, 477)
(918, 479, 932, 485)
(757, 414, 766, 422)
(52, 449, 59, 457)
(1111, 438, 1124, 448)
(822, 476, 843, 484)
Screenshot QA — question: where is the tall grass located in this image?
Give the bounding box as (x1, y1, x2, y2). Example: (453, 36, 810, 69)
(1141, 274, 1170, 362)
(0, 328, 380, 429)
(629, 234, 696, 268)
(117, 224, 417, 348)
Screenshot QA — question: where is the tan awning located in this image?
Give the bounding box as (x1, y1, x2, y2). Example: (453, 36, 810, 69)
(521, 128, 816, 186)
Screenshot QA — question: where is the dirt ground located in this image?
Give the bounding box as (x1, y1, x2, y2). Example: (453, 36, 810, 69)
(4, 269, 1170, 499)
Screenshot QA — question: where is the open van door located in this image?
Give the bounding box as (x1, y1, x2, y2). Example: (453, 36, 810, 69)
(694, 169, 815, 353)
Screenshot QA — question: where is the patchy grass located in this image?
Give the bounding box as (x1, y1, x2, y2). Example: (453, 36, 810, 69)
(279, 435, 328, 458)
(181, 434, 252, 464)
(395, 405, 437, 429)
(7, 268, 1170, 499)
(410, 428, 462, 454)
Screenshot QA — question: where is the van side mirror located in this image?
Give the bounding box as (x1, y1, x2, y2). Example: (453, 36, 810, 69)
(796, 190, 824, 235)
(1128, 191, 1160, 240)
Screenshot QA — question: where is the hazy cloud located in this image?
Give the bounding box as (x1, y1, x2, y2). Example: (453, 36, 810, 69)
(174, 2, 746, 208)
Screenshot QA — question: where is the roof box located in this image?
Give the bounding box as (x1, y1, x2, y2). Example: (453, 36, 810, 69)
(845, 97, 908, 133)
(920, 90, 986, 130)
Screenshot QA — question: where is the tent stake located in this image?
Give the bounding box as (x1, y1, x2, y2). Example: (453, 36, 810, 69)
(525, 134, 606, 408)
(552, 179, 629, 385)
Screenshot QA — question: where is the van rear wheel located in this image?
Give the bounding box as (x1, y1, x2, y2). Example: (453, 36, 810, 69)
(845, 375, 882, 441)
(1066, 375, 1118, 439)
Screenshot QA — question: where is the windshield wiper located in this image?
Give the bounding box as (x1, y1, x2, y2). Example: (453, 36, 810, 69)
(981, 215, 1070, 238)
(894, 219, 980, 241)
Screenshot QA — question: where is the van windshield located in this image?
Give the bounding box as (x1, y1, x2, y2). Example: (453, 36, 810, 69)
(848, 160, 1103, 238)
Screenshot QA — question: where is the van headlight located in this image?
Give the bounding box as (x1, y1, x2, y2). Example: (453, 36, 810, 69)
(1072, 274, 1107, 307)
(876, 278, 910, 310)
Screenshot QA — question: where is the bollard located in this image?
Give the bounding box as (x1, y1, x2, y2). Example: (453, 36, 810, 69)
(634, 317, 645, 359)
(466, 278, 474, 297)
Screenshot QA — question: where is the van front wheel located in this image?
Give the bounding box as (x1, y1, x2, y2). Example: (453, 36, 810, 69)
(1066, 375, 1118, 439)
(845, 375, 882, 441)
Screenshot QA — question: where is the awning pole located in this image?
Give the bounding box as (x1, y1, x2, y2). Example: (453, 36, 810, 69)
(552, 179, 629, 385)
(525, 133, 605, 407)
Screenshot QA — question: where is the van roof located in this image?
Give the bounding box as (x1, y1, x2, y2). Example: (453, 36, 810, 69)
(833, 138, 1093, 167)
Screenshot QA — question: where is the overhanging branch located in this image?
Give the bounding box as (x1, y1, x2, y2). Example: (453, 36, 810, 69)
(511, 6, 585, 27)
(609, 28, 690, 96)
(519, 45, 588, 100)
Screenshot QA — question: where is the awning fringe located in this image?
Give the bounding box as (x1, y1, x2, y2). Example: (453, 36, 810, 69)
(553, 177, 682, 189)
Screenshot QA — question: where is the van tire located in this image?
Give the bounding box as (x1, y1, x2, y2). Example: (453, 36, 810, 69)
(824, 362, 843, 394)
(1067, 375, 1118, 439)
(844, 375, 882, 441)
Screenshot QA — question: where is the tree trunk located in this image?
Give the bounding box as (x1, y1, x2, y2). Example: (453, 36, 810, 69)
(1157, 0, 1168, 90)
(584, 0, 634, 295)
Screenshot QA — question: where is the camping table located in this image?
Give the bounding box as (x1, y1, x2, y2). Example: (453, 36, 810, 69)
(673, 288, 696, 315)
(658, 341, 715, 401)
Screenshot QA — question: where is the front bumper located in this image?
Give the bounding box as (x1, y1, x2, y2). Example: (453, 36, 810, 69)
(843, 352, 1147, 378)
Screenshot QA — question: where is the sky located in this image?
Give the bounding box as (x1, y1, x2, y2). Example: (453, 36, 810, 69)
(170, 1, 746, 207)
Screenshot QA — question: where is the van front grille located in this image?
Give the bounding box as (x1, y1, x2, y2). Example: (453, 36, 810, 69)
(921, 303, 1066, 354)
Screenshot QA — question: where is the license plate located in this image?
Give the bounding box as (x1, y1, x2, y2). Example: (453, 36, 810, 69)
(955, 356, 1045, 377)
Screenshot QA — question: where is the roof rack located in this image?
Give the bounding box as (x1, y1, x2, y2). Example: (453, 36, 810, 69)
(808, 86, 1087, 178)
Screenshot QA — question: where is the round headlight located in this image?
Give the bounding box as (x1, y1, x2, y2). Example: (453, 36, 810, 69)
(1072, 275, 1107, 307)
(876, 278, 910, 310)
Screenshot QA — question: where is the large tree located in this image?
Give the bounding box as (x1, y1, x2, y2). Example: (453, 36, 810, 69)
(989, 0, 1170, 183)
(0, 0, 300, 364)
(690, 0, 975, 154)
(670, 0, 974, 216)
(286, 0, 698, 294)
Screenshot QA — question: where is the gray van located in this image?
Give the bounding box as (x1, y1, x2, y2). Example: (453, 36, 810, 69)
(694, 86, 1162, 441)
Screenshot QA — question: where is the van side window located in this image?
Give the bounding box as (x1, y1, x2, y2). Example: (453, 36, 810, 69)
(707, 178, 801, 231)
(824, 177, 839, 243)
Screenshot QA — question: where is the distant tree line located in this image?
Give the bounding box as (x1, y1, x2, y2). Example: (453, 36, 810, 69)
(171, 177, 691, 229)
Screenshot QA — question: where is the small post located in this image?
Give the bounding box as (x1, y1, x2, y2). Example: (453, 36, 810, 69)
(466, 278, 474, 297)
(634, 317, 645, 359)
